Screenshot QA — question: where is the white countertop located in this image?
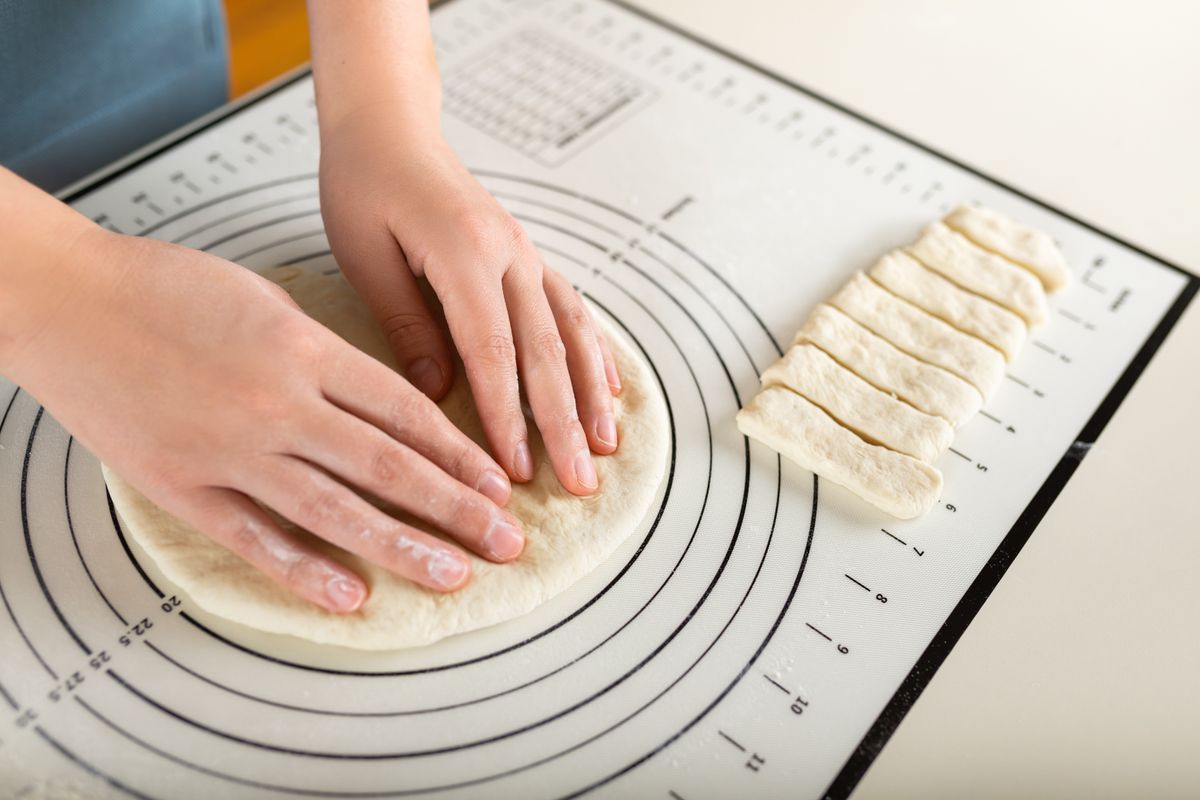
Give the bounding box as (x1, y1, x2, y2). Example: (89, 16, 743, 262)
(631, 1, 1200, 796)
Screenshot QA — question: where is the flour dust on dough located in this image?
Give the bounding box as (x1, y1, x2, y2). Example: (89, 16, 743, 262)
(104, 266, 670, 650)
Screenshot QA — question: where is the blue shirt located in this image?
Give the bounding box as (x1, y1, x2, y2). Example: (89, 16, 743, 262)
(0, 0, 228, 192)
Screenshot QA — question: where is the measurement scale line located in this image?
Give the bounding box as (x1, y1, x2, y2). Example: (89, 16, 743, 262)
(668, 791, 686, 800)
(510, 211, 609, 252)
(1005, 374, 1030, 388)
(63, 439, 127, 625)
(0, 551, 56, 679)
(229, 228, 326, 263)
(762, 674, 790, 694)
(72, 695, 358, 798)
(280, 248, 335, 268)
(979, 410, 1001, 424)
(491, 190, 626, 238)
(805, 622, 832, 641)
(108, 494, 165, 600)
(22, 408, 93, 657)
(0, 386, 19, 433)
(34, 726, 158, 800)
(947, 447, 971, 462)
(99, 172, 319, 236)
(170, 191, 318, 244)
(1033, 340, 1057, 355)
(881, 528, 907, 545)
(718, 730, 746, 752)
(845, 574, 870, 591)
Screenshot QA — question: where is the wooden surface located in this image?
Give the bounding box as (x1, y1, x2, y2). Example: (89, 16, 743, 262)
(224, 0, 310, 98)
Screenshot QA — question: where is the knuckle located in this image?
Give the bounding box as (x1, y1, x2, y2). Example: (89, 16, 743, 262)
(477, 330, 516, 368)
(462, 211, 532, 265)
(223, 515, 262, 555)
(554, 408, 583, 433)
(279, 323, 327, 373)
(261, 278, 299, 308)
(367, 444, 401, 486)
(380, 310, 436, 348)
(445, 489, 481, 531)
(238, 386, 290, 432)
(531, 328, 567, 363)
(493, 213, 530, 255)
(561, 299, 592, 333)
(452, 209, 498, 257)
(384, 391, 420, 435)
(296, 486, 337, 528)
(447, 441, 479, 483)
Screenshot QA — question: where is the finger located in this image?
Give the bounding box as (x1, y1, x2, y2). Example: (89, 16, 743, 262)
(302, 407, 525, 562)
(181, 486, 368, 613)
(434, 273, 532, 483)
(332, 221, 454, 399)
(504, 260, 596, 495)
(320, 344, 512, 506)
(590, 308, 621, 395)
(544, 269, 617, 454)
(241, 455, 472, 592)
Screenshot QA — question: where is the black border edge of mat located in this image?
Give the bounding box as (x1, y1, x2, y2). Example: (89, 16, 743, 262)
(823, 276, 1197, 799)
(55, 1, 1200, 797)
(597, 4, 1200, 798)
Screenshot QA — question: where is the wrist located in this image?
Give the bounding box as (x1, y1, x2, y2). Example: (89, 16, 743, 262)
(319, 94, 446, 158)
(308, 0, 443, 141)
(0, 218, 124, 386)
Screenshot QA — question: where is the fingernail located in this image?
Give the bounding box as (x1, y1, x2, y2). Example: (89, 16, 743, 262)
(427, 550, 470, 590)
(595, 413, 618, 449)
(482, 516, 525, 560)
(476, 470, 511, 506)
(605, 361, 622, 393)
(326, 577, 366, 613)
(574, 450, 598, 490)
(407, 357, 443, 397)
(513, 440, 534, 482)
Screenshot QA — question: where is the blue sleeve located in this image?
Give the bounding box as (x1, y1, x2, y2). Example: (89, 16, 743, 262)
(0, 0, 229, 192)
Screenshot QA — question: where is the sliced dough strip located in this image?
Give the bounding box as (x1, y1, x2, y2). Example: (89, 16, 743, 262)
(761, 343, 952, 463)
(829, 272, 1006, 400)
(736, 387, 942, 520)
(869, 250, 1026, 362)
(908, 221, 1048, 326)
(943, 204, 1070, 291)
(793, 304, 982, 427)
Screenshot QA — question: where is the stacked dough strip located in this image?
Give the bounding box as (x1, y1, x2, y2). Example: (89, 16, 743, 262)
(736, 204, 1069, 519)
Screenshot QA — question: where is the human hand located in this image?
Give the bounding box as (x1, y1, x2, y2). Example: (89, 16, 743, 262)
(7, 228, 528, 613)
(318, 117, 622, 498)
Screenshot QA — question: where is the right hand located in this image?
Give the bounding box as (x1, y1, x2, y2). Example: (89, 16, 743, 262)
(7, 227, 526, 613)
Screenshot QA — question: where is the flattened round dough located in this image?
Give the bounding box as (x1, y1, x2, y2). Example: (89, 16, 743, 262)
(104, 267, 670, 650)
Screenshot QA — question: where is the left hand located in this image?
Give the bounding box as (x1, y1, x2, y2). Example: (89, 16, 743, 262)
(317, 110, 621, 497)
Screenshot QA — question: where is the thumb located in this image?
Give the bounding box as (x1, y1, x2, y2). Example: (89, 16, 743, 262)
(335, 232, 454, 400)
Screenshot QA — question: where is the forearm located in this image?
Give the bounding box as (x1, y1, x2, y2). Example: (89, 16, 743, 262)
(306, 0, 442, 138)
(0, 168, 105, 379)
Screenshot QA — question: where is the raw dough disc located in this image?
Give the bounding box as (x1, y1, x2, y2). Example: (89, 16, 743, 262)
(104, 267, 670, 650)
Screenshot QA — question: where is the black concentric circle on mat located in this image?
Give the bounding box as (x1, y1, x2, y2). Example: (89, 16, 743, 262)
(0, 174, 816, 798)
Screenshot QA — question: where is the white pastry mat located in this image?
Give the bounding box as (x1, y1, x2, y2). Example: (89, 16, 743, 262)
(0, 0, 1193, 797)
